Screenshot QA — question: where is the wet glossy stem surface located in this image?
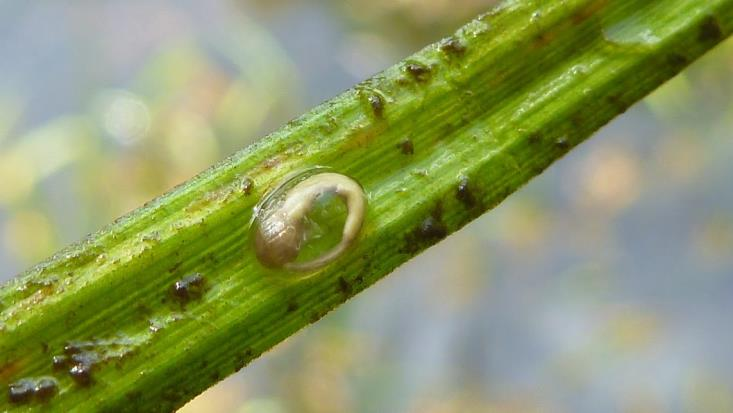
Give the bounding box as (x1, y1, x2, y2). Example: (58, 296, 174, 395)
(1, 0, 732, 411)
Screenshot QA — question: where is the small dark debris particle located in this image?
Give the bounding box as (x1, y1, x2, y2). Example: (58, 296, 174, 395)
(528, 133, 542, 144)
(286, 301, 299, 313)
(368, 94, 384, 118)
(52, 354, 70, 370)
(397, 138, 414, 155)
(404, 63, 431, 82)
(555, 137, 570, 150)
(666, 53, 688, 70)
(337, 276, 353, 296)
(69, 362, 93, 386)
(440, 37, 466, 56)
(171, 273, 205, 302)
(456, 176, 476, 208)
(241, 177, 254, 195)
(34, 377, 58, 401)
(419, 216, 448, 240)
(606, 94, 629, 113)
(8, 379, 34, 404)
(698, 15, 723, 42)
(533, 164, 549, 175)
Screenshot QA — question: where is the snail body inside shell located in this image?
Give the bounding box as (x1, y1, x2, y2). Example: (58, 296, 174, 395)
(253, 171, 366, 272)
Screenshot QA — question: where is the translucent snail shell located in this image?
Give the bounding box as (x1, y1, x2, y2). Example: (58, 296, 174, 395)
(254, 171, 366, 272)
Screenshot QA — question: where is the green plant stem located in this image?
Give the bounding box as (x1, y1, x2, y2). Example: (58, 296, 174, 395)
(1, 0, 731, 411)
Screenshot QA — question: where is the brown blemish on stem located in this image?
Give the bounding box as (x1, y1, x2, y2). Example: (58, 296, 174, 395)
(52, 355, 70, 370)
(340, 123, 388, 151)
(440, 37, 466, 57)
(368, 94, 384, 118)
(606, 93, 630, 113)
(555, 136, 570, 150)
(404, 63, 432, 82)
(34, 377, 58, 401)
(397, 138, 414, 155)
(171, 273, 206, 303)
(0, 360, 21, 383)
(8, 379, 34, 404)
(402, 204, 448, 254)
(336, 276, 353, 297)
(698, 15, 723, 42)
(69, 361, 94, 386)
(456, 176, 477, 208)
(571, 0, 608, 24)
(241, 177, 254, 195)
(666, 53, 689, 71)
(533, 31, 559, 48)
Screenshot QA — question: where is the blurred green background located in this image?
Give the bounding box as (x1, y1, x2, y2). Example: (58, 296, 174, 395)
(1, 1, 733, 412)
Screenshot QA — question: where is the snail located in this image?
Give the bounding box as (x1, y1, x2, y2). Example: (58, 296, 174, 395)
(253, 171, 366, 272)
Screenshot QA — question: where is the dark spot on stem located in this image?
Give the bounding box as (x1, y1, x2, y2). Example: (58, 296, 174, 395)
(337, 276, 353, 296)
(397, 138, 414, 155)
(368, 94, 384, 118)
(402, 204, 448, 254)
(440, 37, 466, 57)
(606, 93, 630, 113)
(69, 362, 93, 386)
(286, 301, 299, 313)
(419, 216, 448, 241)
(52, 355, 70, 370)
(571, 0, 608, 24)
(555, 137, 570, 150)
(666, 53, 689, 71)
(533, 162, 550, 175)
(34, 377, 58, 401)
(528, 133, 542, 144)
(404, 63, 431, 82)
(309, 311, 323, 323)
(137, 303, 153, 318)
(171, 273, 206, 302)
(8, 379, 34, 404)
(698, 15, 723, 43)
(456, 176, 477, 208)
(532, 31, 556, 48)
(263, 156, 281, 169)
(241, 177, 254, 195)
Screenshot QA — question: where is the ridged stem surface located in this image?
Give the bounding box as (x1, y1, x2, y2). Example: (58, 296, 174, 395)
(1, 0, 731, 411)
